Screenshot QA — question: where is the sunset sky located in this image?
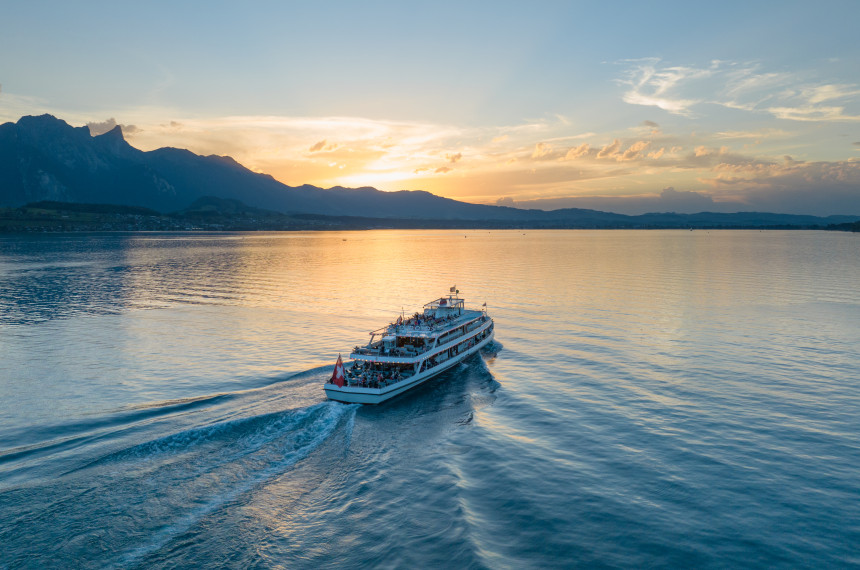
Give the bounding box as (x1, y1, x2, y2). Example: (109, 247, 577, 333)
(2, 1, 859, 215)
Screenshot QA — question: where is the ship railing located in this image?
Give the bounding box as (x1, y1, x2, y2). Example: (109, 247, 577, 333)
(369, 325, 391, 337)
(394, 324, 435, 334)
(428, 318, 492, 358)
(343, 367, 416, 389)
(384, 346, 421, 357)
(352, 345, 430, 358)
(392, 312, 463, 335)
(436, 315, 486, 344)
(392, 321, 453, 335)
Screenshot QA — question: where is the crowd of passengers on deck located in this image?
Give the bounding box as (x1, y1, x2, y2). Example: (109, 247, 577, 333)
(394, 312, 459, 331)
(344, 361, 405, 389)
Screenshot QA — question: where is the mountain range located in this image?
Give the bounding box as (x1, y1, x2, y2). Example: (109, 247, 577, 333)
(1, 114, 856, 228)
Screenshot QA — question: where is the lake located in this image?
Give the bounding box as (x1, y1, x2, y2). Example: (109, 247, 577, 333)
(1, 230, 858, 568)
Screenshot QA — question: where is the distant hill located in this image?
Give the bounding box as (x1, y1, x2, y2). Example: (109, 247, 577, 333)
(1, 114, 857, 229)
(21, 200, 161, 216)
(3, 198, 859, 233)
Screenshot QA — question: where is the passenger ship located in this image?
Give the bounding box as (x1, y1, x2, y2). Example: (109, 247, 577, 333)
(324, 289, 495, 404)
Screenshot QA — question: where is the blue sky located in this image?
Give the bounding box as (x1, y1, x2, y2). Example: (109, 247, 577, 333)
(2, 1, 859, 215)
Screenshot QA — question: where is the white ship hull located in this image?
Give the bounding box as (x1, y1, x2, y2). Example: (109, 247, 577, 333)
(324, 325, 494, 405)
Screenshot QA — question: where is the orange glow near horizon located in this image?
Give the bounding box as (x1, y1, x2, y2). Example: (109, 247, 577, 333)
(56, 110, 860, 216)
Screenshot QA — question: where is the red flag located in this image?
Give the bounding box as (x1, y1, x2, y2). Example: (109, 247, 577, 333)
(330, 354, 345, 387)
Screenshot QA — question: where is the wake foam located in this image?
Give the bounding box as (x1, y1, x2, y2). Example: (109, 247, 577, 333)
(105, 401, 358, 568)
(1, 393, 237, 468)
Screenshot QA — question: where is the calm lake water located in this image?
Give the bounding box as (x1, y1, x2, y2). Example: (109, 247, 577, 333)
(1, 230, 858, 569)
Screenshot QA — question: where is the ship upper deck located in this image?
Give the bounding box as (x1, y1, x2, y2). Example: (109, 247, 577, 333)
(351, 294, 490, 362)
(367, 299, 482, 340)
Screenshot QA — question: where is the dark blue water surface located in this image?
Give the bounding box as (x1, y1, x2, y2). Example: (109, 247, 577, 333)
(1, 230, 858, 568)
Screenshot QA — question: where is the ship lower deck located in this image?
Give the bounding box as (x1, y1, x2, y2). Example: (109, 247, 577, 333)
(323, 330, 494, 404)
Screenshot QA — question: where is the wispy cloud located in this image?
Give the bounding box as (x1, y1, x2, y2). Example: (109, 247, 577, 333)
(803, 84, 860, 104)
(619, 59, 860, 122)
(767, 105, 860, 122)
(713, 128, 791, 140)
(619, 58, 714, 115)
